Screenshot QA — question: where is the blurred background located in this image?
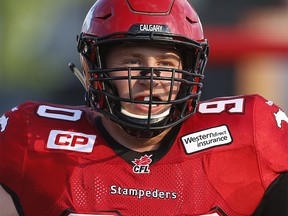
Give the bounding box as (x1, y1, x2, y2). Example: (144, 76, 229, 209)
(0, 0, 287, 113)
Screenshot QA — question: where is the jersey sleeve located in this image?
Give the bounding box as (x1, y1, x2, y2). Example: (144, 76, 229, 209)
(0, 103, 31, 196)
(254, 96, 288, 187)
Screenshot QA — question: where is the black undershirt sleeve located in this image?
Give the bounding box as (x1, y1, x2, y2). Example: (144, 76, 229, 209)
(252, 172, 288, 216)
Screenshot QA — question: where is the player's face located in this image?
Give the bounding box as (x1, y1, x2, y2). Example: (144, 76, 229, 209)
(105, 44, 183, 118)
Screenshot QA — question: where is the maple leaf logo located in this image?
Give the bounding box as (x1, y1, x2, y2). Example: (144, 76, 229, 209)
(0, 114, 9, 133)
(132, 154, 153, 166)
(274, 109, 288, 128)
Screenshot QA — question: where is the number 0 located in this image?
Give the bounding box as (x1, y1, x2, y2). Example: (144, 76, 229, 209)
(37, 105, 82, 121)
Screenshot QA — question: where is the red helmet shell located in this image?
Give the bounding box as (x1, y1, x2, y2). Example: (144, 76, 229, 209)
(81, 0, 204, 41)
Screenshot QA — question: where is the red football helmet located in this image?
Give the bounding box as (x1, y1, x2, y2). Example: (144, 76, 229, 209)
(77, 0, 209, 137)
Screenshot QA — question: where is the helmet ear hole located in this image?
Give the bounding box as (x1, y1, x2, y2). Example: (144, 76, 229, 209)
(82, 42, 92, 55)
(78, 35, 95, 63)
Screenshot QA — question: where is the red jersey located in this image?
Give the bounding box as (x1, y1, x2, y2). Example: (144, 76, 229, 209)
(0, 94, 287, 216)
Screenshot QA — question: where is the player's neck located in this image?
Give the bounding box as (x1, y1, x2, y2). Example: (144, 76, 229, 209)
(101, 117, 170, 152)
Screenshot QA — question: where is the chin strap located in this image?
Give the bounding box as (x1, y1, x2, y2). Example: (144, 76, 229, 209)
(68, 62, 87, 91)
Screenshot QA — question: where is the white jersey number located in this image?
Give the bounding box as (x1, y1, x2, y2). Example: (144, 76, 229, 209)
(37, 105, 82, 121)
(199, 98, 244, 114)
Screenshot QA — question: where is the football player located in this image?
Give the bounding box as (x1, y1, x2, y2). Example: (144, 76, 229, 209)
(0, 0, 287, 215)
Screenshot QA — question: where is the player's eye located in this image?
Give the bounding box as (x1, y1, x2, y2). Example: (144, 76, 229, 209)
(158, 61, 173, 67)
(157, 60, 180, 69)
(125, 59, 142, 66)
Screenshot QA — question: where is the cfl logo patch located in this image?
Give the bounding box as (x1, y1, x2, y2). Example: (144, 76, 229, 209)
(132, 155, 153, 174)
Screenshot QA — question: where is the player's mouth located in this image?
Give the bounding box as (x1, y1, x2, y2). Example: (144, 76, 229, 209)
(121, 95, 171, 120)
(134, 96, 162, 107)
(129, 95, 170, 116)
